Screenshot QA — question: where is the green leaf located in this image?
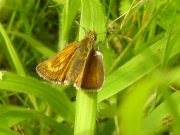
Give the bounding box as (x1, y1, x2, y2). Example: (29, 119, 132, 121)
(79, 0, 106, 39)
(119, 67, 180, 135)
(158, 3, 180, 32)
(98, 34, 180, 102)
(120, 77, 157, 135)
(59, 0, 81, 49)
(10, 31, 55, 57)
(0, 71, 75, 122)
(143, 92, 180, 135)
(0, 105, 73, 135)
(0, 24, 25, 76)
(0, 126, 21, 135)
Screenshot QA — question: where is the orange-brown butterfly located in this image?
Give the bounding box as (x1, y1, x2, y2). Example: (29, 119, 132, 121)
(36, 31, 104, 90)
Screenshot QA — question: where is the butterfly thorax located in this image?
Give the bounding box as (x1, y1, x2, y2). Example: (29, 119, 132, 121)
(64, 36, 95, 84)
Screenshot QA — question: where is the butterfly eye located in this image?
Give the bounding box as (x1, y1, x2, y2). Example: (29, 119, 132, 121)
(94, 35, 97, 41)
(87, 31, 97, 41)
(91, 33, 97, 41)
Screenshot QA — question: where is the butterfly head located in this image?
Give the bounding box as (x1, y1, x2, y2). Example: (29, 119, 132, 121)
(86, 31, 97, 41)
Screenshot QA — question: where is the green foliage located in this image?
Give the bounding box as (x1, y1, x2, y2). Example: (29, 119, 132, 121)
(0, 0, 180, 135)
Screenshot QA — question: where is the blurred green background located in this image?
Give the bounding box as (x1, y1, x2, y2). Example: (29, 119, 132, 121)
(0, 0, 180, 135)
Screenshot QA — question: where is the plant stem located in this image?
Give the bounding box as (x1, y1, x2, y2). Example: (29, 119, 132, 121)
(74, 90, 97, 135)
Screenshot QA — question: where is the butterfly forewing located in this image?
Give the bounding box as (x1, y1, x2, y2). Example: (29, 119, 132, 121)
(80, 50, 104, 90)
(36, 42, 79, 83)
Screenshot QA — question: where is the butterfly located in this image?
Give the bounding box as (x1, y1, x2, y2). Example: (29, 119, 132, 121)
(36, 31, 104, 90)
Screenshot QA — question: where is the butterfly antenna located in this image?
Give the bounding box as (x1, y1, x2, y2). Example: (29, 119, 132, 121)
(75, 21, 87, 33)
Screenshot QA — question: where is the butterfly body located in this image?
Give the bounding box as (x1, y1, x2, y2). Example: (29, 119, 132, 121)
(36, 31, 104, 90)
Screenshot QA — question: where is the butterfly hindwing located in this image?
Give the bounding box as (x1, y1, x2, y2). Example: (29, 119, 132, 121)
(80, 50, 104, 90)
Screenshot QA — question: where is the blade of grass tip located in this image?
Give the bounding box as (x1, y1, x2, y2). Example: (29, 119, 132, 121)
(120, 0, 144, 30)
(108, 4, 166, 74)
(0, 24, 38, 110)
(74, 0, 106, 135)
(7, 11, 17, 31)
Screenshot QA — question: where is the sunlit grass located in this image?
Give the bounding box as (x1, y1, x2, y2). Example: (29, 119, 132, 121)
(0, 0, 180, 135)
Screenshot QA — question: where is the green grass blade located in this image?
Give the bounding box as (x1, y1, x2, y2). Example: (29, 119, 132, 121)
(120, 67, 180, 135)
(0, 105, 73, 135)
(0, 71, 75, 122)
(143, 92, 180, 135)
(161, 9, 177, 69)
(79, 0, 106, 39)
(0, 126, 21, 135)
(0, 24, 25, 76)
(10, 31, 55, 57)
(59, 0, 80, 49)
(0, 24, 40, 109)
(98, 34, 180, 102)
(120, 77, 158, 135)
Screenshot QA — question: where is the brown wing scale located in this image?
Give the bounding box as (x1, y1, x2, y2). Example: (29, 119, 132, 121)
(79, 50, 104, 90)
(36, 42, 79, 83)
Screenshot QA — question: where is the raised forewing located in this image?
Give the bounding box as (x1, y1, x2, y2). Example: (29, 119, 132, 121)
(36, 42, 79, 83)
